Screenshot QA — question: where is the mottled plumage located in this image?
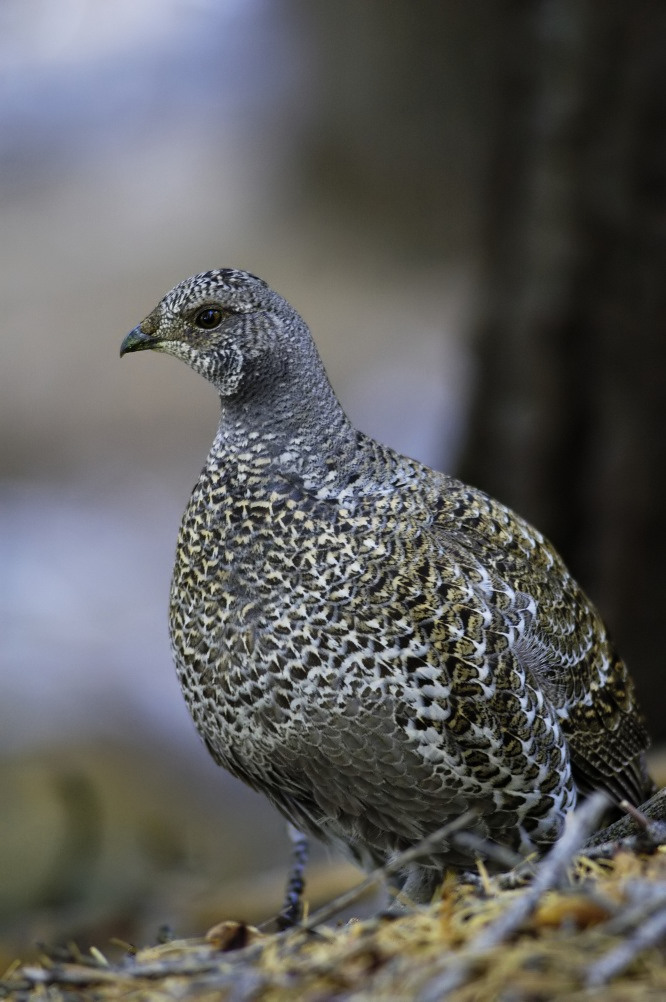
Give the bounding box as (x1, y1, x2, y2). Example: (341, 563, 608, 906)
(121, 269, 653, 902)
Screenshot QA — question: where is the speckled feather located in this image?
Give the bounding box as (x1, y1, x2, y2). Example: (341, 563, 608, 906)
(122, 269, 653, 902)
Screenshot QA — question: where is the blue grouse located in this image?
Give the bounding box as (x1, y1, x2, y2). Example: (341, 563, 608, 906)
(121, 269, 653, 903)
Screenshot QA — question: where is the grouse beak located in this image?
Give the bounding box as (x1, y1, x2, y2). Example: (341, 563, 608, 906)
(120, 325, 162, 357)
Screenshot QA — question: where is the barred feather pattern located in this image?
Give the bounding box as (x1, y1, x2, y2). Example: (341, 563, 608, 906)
(123, 269, 654, 902)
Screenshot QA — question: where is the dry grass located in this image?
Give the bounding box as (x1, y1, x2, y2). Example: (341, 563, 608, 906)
(3, 794, 666, 1002)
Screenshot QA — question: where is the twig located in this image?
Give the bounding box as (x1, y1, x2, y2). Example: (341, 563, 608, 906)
(586, 901, 666, 987)
(619, 799, 651, 830)
(583, 829, 666, 860)
(584, 787, 666, 849)
(299, 809, 480, 931)
(20, 965, 128, 986)
(597, 884, 666, 936)
(474, 793, 609, 950)
(20, 812, 484, 990)
(451, 830, 525, 871)
(417, 792, 611, 1002)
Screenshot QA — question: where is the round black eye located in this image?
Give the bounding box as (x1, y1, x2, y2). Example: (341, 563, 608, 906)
(194, 307, 223, 330)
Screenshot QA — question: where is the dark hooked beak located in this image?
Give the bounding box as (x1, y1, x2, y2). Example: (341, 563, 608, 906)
(120, 325, 162, 357)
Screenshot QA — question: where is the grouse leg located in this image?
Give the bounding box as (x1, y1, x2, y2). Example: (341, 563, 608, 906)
(276, 824, 309, 929)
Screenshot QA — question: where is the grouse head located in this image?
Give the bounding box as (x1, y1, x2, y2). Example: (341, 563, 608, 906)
(120, 268, 311, 399)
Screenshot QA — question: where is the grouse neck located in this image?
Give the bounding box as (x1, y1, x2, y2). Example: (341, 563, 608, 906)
(211, 372, 360, 488)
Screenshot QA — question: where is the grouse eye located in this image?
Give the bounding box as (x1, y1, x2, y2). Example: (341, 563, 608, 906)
(194, 307, 223, 330)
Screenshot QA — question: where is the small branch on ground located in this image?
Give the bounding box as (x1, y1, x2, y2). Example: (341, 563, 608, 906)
(298, 809, 480, 932)
(586, 899, 666, 987)
(417, 792, 611, 1002)
(583, 787, 666, 858)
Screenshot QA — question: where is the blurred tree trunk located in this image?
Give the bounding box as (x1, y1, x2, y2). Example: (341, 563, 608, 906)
(292, 0, 500, 258)
(459, 0, 666, 740)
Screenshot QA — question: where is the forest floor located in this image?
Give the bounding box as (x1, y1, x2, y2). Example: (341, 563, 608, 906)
(3, 791, 666, 1002)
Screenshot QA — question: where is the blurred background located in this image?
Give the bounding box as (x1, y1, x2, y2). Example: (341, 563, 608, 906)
(1, 0, 664, 962)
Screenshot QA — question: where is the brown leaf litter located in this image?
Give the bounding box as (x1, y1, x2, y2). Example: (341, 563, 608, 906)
(2, 793, 666, 1002)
